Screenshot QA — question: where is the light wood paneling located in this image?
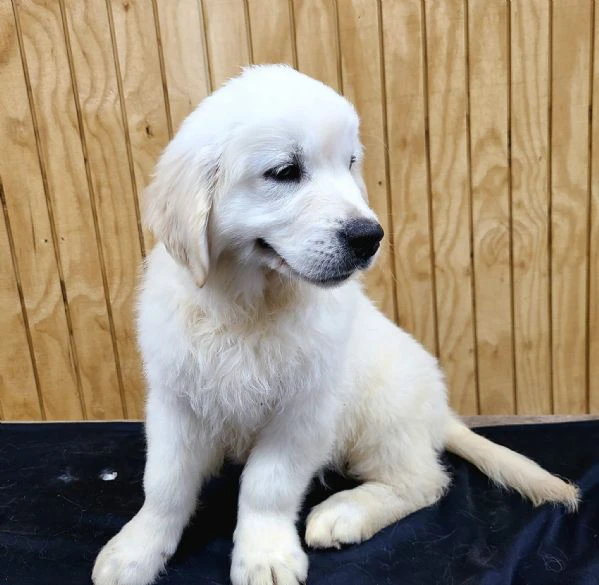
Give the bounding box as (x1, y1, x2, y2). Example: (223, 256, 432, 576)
(155, 0, 211, 132)
(510, 0, 552, 415)
(62, 0, 145, 419)
(14, 0, 123, 419)
(248, 0, 295, 66)
(381, 0, 436, 354)
(550, 0, 592, 414)
(1, 0, 597, 419)
(202, 0, 251, 87)
(108, 0, 170, 252)
(468, 0, 514, 414)
(0, 180, 41, 420)
(424, 0, 477, 413)
(590, 1, 599, 415)
(293, 0, 340, 90)
(0, 1, 82, 419)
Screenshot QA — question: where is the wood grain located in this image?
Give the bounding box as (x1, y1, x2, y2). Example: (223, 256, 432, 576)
(510, 0, 552, 415)
(154, 0, 211, 132)
(589, 0, 598, 415)
(62, 0, 145, 419)
(337, 0, 395, 321)
(15, 0, 124, 419)
(0, 180, 42, 420)
(551, 0, 592, 414)
(292, 0, 340, 90)
(0, 1, 82, 419)
(1, 0, 598, 418)
(202, 0, 251, 88)
(424, 0, 477, 413)
(247, 0, 295, 66)
(381, 0, 435, 349)
(468, 0, 514, 414)
(108, 0, 171, 253)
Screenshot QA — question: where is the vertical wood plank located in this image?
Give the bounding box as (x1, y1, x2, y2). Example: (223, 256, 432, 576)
(590, 1, 599, 414)
(337, 0, 396, 321)
(15, 0, 124, 419)
(108, 0, 171, 253)
(424, 0, 478, 413)
(202, 0, 251, 88)
(248, 0, 295, 65)
(510, 0, 552, 414)
(62, 0, 145, 419)
(468, 0, 515, 414)
(0, 1, 82, 419)
(0, 193, 41, 420)
(551, 0, 592, 414)
(382, 1, 436, 355)
(292, 0, 340, 90)
(155, 0, 211, 132)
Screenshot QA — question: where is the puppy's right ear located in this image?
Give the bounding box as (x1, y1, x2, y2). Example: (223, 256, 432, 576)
(143, 145, 219, 287)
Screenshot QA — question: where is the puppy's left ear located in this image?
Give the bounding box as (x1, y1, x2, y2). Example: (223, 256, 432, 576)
(143, 146, 219, 287)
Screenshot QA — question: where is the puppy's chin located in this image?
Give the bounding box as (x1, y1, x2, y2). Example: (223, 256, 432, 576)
(255, 239, 357, 288)
(274, 263, 355, 289)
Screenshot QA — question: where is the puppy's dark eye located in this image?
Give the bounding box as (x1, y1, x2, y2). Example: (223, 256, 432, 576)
(349, 155, 357, 169)
(264, 163, 302, 182)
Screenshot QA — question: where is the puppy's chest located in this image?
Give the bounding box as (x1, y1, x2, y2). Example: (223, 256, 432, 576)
(185, 321, 333, 425)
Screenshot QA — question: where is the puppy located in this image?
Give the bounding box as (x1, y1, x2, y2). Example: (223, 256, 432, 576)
(93, 65, 579, 585)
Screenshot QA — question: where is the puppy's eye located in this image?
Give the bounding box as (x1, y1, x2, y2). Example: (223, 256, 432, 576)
(264, 163, 302, 182)
(349, 155, 357, 169)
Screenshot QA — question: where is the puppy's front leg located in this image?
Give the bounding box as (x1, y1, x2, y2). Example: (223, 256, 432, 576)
(231, 398, 335, 585)
(92, 393, 222, 585)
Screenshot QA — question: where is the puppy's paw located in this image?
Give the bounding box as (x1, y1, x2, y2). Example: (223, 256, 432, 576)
(305, 490, 374, 549)
(92, 513, 175, 585)
(231, 516, 308, 585)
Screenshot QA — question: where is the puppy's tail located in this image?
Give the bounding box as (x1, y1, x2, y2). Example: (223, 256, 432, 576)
(445, 416, 580, 511)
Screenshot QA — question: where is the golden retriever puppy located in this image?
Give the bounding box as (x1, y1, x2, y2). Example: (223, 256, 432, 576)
(93, 65, 578, 585)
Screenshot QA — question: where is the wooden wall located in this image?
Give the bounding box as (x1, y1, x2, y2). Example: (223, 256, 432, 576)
(1, 0, 598, 420)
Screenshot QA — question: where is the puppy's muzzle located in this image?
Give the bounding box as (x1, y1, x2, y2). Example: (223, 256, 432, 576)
(340, 218, 384, 263)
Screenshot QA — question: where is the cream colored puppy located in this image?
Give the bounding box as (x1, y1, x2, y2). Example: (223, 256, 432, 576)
(92, 65, 578, 585)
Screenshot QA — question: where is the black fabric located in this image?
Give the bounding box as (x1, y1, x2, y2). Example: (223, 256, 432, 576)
(1, 421, 598, 585)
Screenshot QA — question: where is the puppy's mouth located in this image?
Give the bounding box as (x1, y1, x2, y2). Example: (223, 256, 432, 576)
(256, 238, 353, 287)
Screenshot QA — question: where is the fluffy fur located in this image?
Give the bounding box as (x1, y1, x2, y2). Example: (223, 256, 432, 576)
(92, 65, 579, 585)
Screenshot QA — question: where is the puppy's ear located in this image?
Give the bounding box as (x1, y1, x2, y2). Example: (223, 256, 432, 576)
(143, 146, 219, 287)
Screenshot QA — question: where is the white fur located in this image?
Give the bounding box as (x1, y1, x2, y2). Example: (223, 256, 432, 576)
(92, 65, 579, 585)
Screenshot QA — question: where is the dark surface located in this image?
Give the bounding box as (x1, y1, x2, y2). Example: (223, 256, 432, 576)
(1, 421, 598, 585)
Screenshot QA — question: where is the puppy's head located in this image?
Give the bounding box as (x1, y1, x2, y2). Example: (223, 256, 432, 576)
(144, 65, 383, 288)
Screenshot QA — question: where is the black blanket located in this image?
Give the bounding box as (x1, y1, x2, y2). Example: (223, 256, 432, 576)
(1, 421, 598, 585)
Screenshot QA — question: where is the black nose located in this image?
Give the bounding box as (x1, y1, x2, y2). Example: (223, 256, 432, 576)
(341, 218, 384, 261)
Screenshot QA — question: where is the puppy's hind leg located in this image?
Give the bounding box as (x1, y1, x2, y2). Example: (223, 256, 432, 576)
(305, 430, 449, 549)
